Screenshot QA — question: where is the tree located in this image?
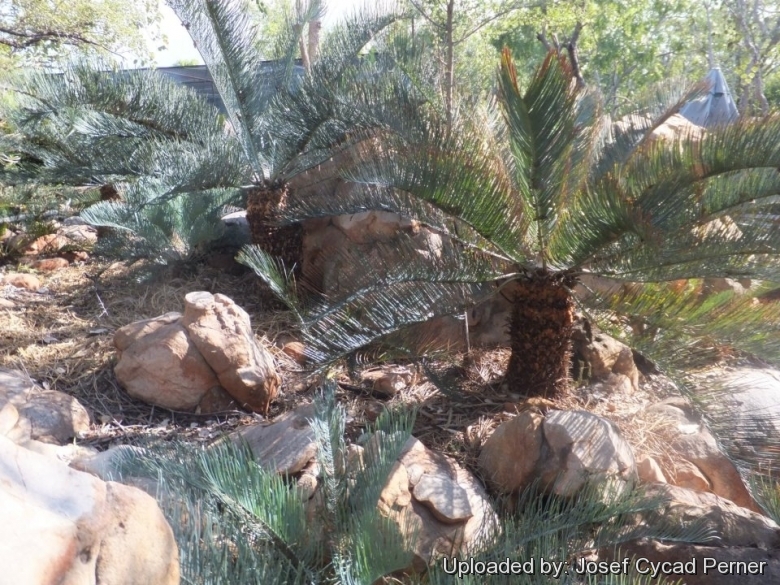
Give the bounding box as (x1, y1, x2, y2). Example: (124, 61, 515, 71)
(405, 0, 530, 126)
(243, 49, 780, 404)
(0, 0, 162, 68)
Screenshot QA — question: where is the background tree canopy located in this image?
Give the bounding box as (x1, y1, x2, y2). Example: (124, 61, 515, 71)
(0, 0, 162, 68)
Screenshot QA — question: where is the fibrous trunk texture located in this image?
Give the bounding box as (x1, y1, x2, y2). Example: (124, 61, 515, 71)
(505, 271, 576, 398)
(246, 181, 303, 272)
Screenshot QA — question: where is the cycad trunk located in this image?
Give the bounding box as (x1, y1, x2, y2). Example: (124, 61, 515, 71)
(505, 271, 576, 398)
(246, 181, 303, 272)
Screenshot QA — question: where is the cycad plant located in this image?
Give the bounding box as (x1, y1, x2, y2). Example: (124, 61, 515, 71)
(1, 0, 416, 267)
(0, 61, 248, 262)
(116, 385, 417, 584)
(165, 0, 414, 268)
(117, 385, 710, 584)
(242, 48, 780, 400)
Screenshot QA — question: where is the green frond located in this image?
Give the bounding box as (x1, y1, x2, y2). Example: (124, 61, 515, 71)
(345, 113, 528, 262)
(237, 244, 301, 315)
(498, 49, 588, 261)
(427, 479, 713, 585)
(80, 184, 238, 263)
(168, 0, 272, 178)
(286, 233, 510, 363)
(112, 385, 418, 583)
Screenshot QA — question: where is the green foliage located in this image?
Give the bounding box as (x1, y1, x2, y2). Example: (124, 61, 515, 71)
(0, 61, 247, 263)
(116, 383, 416, 584)
(239, 49, 780, 479)
(428, 479, 712, 585)
(0, 0, 162, 69)
(1, 1, 417, 265)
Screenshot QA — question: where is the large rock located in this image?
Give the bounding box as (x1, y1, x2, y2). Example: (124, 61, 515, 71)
(181, 291, 280, 414)
(707, 367, 780, 462)
(373, 435, 499, 572)
(0, 435, 179, 585)
(571, 319, 640, 393)
(540, 410, 636, 497)
(643, 483, 780, 548)
(643, 398, 759, 511)
(113, 293, 279, 414)
(478, 409, 636, 499)
(0, 368, 90, 444)
(232, 403, 317, 474)
(478, 410, 544, 493)
(114, 316, 226, 412)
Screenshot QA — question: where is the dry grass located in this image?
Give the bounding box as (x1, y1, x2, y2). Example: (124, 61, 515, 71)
(0, 256, 690, 478)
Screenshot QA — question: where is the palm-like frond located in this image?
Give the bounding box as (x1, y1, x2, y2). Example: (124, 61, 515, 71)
(115, 384, 415, 583)
(426, 479, 712, 585)
(80, 183, 238, 262)
(240, 231, 511, 364)
(167, 0, 272, 178)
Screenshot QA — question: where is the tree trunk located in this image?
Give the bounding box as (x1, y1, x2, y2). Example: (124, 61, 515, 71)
(246, 181, 303, 272)
(505, 271, 576, 398)
(444, 0, 455, 131)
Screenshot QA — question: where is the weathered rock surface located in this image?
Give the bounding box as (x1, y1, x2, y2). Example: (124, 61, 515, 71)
(643, 483, 780, 548)
(0, 367, 90, 444)
(0, 435, 179, 585)
(643, 398, 758, 511)
(479, 409, 636, 499)
(181, 291, 280, 414)
(2, 272, 41, 291)
(636, 455, 667, 484)
(540, 410, 636, 497)
(31, 257, 70, 271)
(232, 403, 317, 475)
(571, 319, 639, 393)
(114, 317, 225, 412)
(113, 293, 278, 414)
(374, 435, 499, 572)
(478, 410, 544, 493)
(360, 365, 417, 397)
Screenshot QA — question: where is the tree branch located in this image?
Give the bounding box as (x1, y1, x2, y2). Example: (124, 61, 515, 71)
(0, 26, 103, 51)
(407, 0, 443, 30)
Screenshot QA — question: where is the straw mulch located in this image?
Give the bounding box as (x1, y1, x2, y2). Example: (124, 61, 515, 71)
(0, 257, 686, 476)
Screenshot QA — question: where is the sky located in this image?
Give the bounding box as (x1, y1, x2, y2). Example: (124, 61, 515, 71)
(148, 0, 363, 67)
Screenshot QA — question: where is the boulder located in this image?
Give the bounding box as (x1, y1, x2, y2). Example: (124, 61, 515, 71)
(539, 410, 637, 497)
(0, 368, 90, 444)
(113, 293, 279, 414)
(0, 435, 179, 585)
(636, 455, 667, 484)
(644, 399, 758, 511)
(571, 320, 639, 392)
(478, 410, 544, 493)
(114, 320, 225, 412)
(642, 483, 780, 549)
(478, 409, 636, 499)
(374, 435, 499, 572)
(232, 403, 317, 475)
(181, 291, 280, 414)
